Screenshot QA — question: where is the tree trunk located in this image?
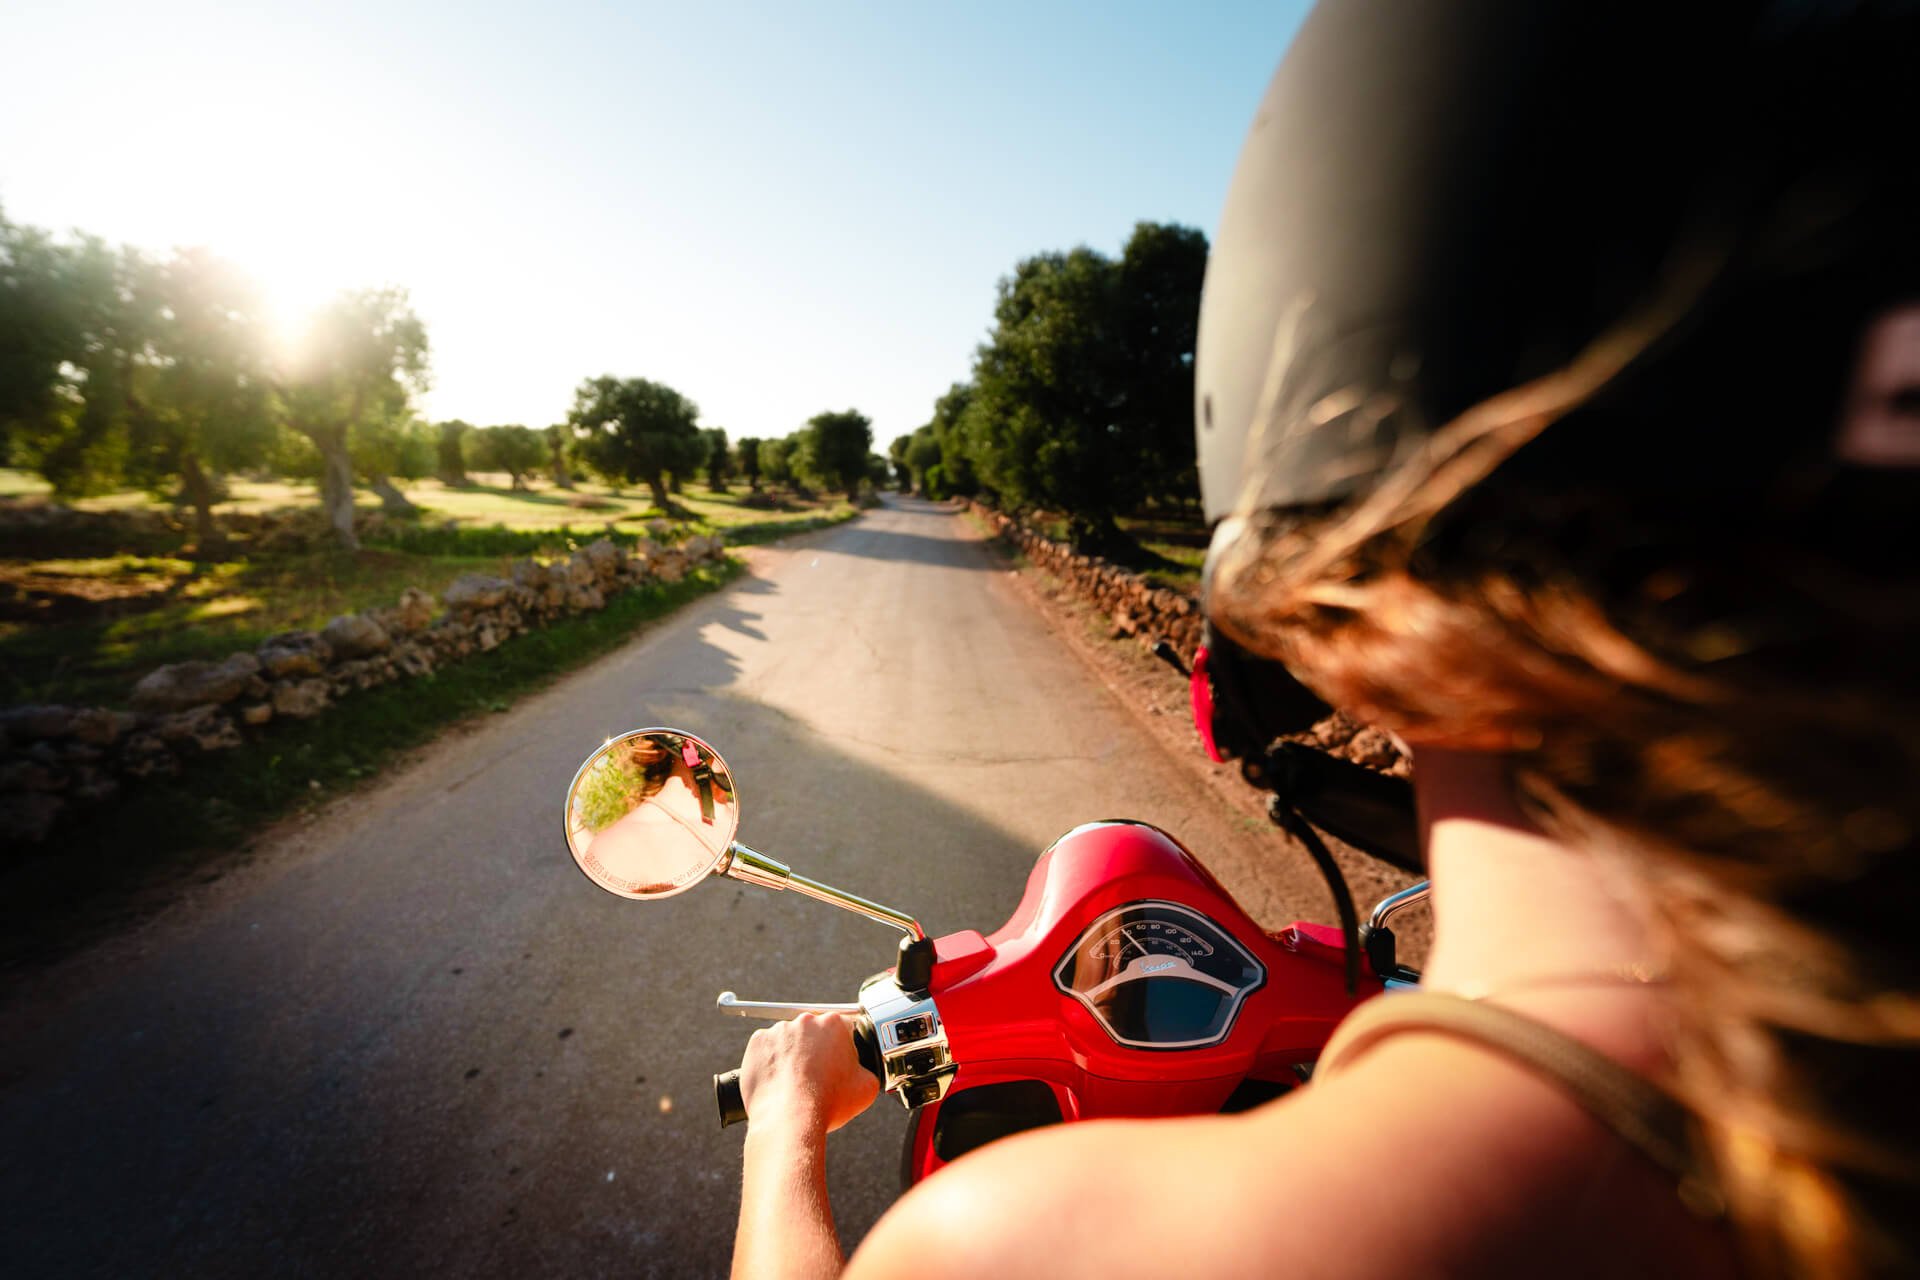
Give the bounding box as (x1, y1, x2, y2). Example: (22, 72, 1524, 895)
(1069, 510, 1135, 560)
(550, 458, 574, 489)
(645, 472, 690, 518)
(179, 451, 227, 559)
(310, 428, 361, 551)
(369, 472, 419, 516)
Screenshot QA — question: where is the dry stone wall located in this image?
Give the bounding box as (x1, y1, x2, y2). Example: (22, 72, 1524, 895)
(968, 502, 1203, 656)
(969, 502, 1409, 776)
(0, 533, 727, 847)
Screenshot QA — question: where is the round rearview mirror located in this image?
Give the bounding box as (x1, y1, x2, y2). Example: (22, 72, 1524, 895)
(564, 728, 739, 899)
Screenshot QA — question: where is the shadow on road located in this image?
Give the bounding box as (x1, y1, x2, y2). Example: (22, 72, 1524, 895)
(816, 525, 994, 570)
(0, 609, 1044, 1278)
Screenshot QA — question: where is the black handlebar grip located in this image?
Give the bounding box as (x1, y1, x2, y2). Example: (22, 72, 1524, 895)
(713, 1018, 885, 1131)
(852, 1019, 884, 1082)
(714, 1070, 747, 1129)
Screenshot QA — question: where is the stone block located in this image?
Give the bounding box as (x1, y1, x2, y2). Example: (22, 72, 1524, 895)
(322, 613, 391, 658)
(69, 707, 138, 746)
(442, 573, 509, 614)
(0, 704, 76, 742)
(119, 733, 178, 779)
(393, 587, 437, 633)
(152, 705, 244, 753)
(257, 631, 333, 678)
(131, 652, 261, 713)
(271, 679, 331, 719)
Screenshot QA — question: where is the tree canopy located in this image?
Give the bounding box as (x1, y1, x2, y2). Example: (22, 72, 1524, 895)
(702, 427, 733, 492)
(3, 204, 1203, 558)
(128, 249, 276, 545)
(567, 375, 704, 514)
(472, 424, 546, 490)
(802, 409, 873, 500)
(757, 436, 793, 488)
(279, 288, 430, 547)
(544, 423, 574, 488)
(735, 435, 762, 490)
(0, 213, 288, 549)
(435, 420, 472, 485)
(908, 222, 1207, 548)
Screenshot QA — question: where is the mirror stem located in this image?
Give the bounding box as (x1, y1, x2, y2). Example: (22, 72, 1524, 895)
(721, 843, 927, 941)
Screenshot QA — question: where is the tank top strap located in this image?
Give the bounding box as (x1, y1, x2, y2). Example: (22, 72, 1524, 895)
(1316, 991, 1724, 1218)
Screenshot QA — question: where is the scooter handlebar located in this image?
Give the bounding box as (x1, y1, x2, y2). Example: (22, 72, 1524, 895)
(713, 1017, 884, 1129)
(714, 1069, 748, 1127)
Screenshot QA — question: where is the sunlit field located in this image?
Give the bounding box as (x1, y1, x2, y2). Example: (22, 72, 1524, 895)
(0, 469, 853, 708)
(0, 468, 844, 533)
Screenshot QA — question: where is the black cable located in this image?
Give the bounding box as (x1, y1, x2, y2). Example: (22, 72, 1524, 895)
(1270, 800, 1361, 996)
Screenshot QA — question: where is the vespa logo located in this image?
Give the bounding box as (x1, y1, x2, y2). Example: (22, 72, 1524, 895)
(1141, 959, 1177, 975)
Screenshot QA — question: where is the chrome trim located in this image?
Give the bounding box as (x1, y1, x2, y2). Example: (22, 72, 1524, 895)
(788, 872, 926, 941)
(1366, 880, 1430, 933)
(715, 991, 863, 1020)
(718, 842, 792, 891)
(858, 972, 956, 1110)
(718, 842, 926, 940)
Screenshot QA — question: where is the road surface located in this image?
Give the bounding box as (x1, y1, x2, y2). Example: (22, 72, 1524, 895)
(0, 496, 1332, 1278)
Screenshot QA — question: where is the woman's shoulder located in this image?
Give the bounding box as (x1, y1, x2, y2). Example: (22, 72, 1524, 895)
(852, 1026, 1736, 1279)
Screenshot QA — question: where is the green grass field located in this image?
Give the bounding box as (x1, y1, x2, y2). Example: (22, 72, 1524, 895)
(0, 468, 849, 532)
(0, 468, 854, 707)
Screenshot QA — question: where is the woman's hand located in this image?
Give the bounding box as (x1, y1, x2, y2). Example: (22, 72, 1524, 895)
(737, 1012, 879, 1136)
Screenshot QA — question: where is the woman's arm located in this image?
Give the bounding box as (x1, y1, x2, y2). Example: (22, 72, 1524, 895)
(729, 1013, 879, 1280)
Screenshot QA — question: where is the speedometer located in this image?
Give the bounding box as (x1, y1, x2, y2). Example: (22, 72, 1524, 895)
(1054, 901, 1265, 1050)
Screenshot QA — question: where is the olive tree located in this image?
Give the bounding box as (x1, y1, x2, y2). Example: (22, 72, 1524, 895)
(472, 424, 546, 490)
(279, 289, 430, 549)
(567, 375, 703, 515)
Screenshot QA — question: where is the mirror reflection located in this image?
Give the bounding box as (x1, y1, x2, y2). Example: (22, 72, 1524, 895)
(565, 728, 738, 899)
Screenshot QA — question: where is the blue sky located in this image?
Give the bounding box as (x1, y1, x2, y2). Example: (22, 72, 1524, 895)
(0, 0, 1311, 444)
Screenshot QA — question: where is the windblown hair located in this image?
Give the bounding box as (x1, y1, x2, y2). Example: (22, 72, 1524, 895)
(1209, 332, 1920, 1277)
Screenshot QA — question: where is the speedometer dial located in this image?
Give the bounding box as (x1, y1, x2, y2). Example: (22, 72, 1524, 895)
(1054, 901, 1264, 1050)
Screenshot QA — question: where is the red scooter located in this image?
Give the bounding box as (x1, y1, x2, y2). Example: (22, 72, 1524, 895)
(562, 719, 1426, 1187)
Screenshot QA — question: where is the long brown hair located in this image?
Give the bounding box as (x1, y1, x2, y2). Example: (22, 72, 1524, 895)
(1208, 327, 1920, 1277)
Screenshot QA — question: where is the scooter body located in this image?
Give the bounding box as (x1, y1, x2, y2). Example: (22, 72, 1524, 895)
(901, 819, 1378, 1182)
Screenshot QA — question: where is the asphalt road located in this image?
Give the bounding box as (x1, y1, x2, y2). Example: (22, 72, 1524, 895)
(0, 496, 1329, 1278)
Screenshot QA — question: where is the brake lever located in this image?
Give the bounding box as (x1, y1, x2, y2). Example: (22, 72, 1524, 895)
(715, 991, 863, 1021)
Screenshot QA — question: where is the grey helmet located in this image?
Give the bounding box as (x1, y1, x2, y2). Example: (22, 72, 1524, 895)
(1196, 0, 1917, 587)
